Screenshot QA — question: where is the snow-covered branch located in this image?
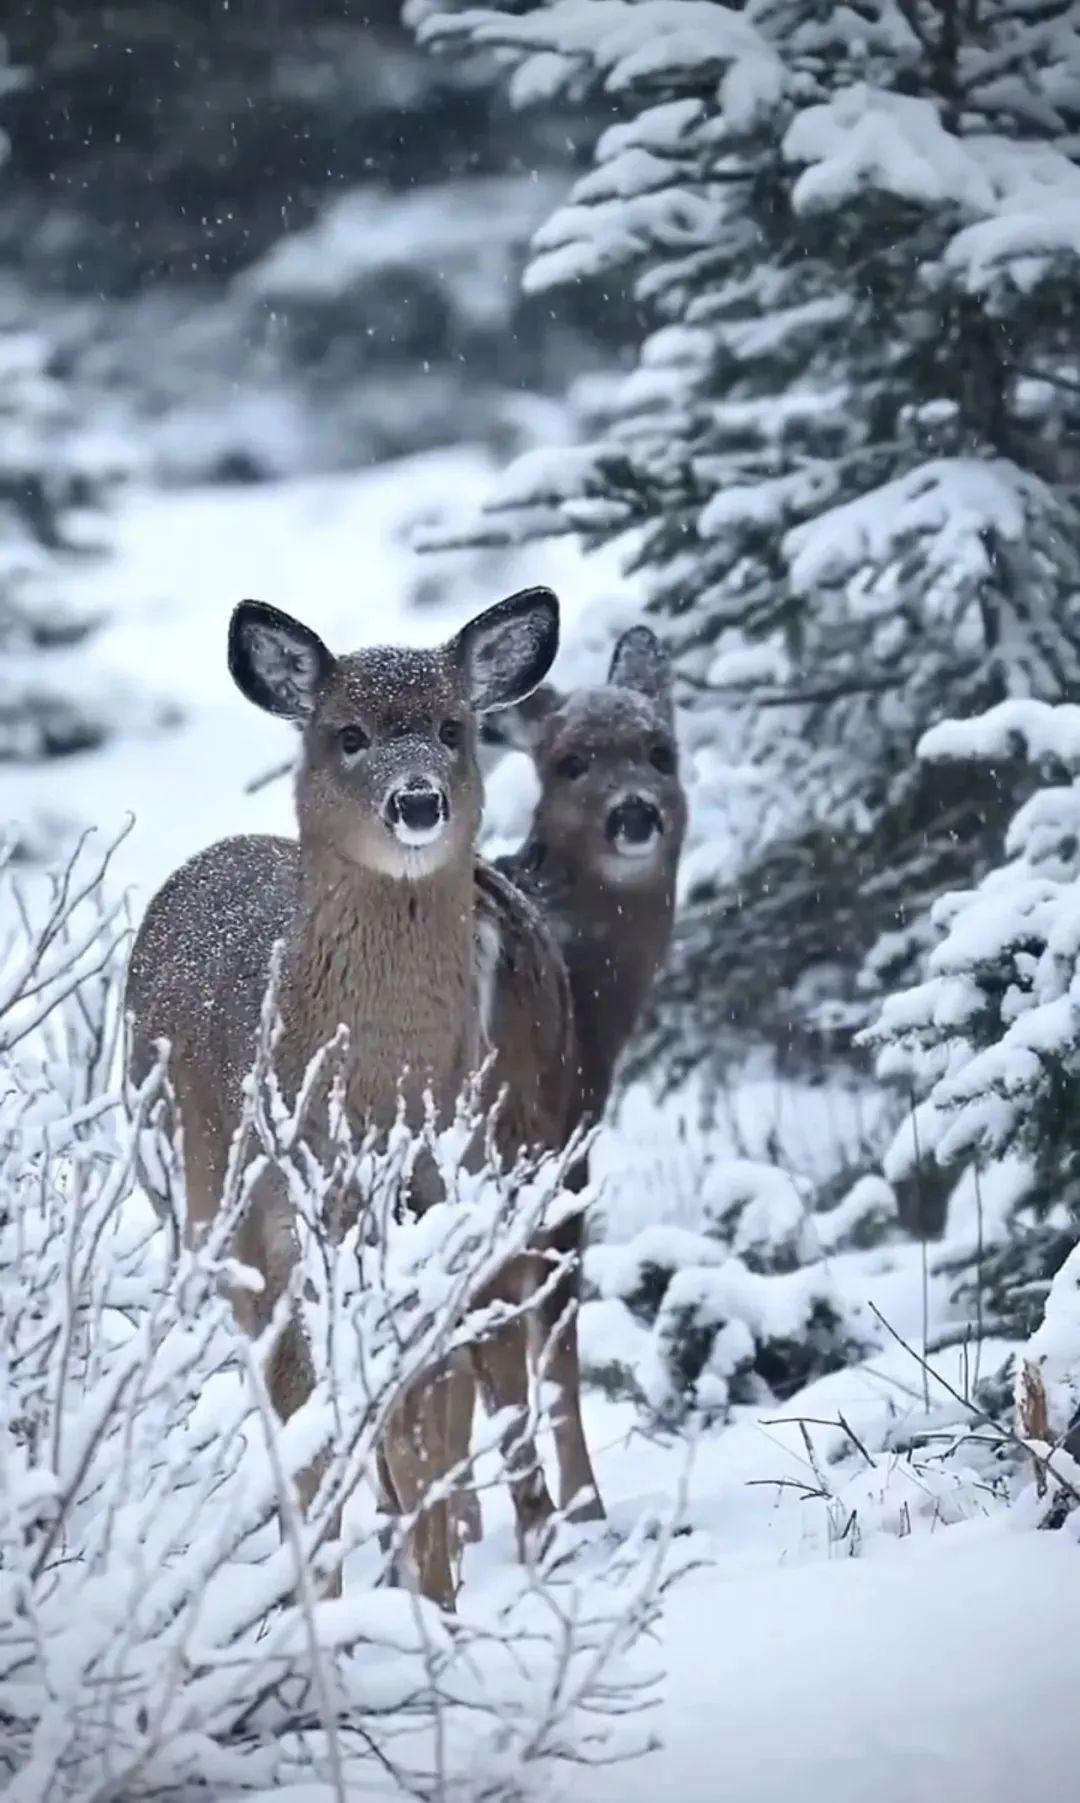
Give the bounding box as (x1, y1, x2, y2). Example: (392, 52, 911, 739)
(0, 838, 676, 1800)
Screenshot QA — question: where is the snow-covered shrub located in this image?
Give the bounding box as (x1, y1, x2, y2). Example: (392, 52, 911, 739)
(412, 0, 1080, 1093)
(0, 836, 674, 1799)
(582, 1163, 871, 1423)
(239, 176, 564, 370)
(813, 1175, 898, 1257)
(870, 701, 1080, 1343)
(109, 168, 614, 489)
(788, 1452, 999, 1561)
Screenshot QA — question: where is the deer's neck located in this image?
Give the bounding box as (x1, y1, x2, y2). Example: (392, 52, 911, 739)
(518, 837, 677, 1122)
(280, 850, 476, 1130)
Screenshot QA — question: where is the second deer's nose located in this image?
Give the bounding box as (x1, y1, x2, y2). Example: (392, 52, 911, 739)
(606, 794, 663, 849)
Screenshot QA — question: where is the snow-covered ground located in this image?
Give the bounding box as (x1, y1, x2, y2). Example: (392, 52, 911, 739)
(7, 454, 1079, 1800)
(609, 1526, 1080, 1803)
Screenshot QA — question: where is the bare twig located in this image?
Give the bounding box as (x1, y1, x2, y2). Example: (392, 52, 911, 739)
(245, 755, 294, 796)
(868, 1302, 1080, 1510)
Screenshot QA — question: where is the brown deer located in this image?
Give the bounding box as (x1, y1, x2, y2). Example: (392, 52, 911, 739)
(125, 589, 576, 1611)
(449, 625, 687, 1541)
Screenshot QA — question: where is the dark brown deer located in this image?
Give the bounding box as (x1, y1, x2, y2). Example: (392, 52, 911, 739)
(449, 625, 687, 1538)
(125, 589, 575, 1611)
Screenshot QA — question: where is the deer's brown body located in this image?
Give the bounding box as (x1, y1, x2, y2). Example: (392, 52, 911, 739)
(126, 590, 571, 1610)
(452, 626, 687, 1531)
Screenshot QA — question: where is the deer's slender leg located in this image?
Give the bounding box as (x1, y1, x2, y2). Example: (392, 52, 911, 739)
(375, 1440, 403, 1583)
(445, 1352, 482, 1559)
(537, 1180, 604, 1523)
(236, 1170, 341, 1597)
(469, 1308, 555, 1562)
(381, 1367, 457, 1613)
(539, 1295, 605, 1521)
(376, 1357, 478, 1596)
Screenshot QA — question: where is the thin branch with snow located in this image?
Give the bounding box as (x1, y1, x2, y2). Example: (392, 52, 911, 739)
(0, 837, 678, 1800)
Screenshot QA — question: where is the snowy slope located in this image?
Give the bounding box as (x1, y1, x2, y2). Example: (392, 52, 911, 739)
(605, 1529, 1080, 1803)
(6, 453, 1079, 1800)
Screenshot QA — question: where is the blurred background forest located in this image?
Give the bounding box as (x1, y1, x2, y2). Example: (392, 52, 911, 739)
(1, 0, 627, 478)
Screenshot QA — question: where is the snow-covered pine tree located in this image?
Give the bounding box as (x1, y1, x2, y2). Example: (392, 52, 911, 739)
(0, 325, 133, 769)
(412, 0, 1080, 1091)
(870, 699, 1080, 1342)
(0, 52, 158, 830)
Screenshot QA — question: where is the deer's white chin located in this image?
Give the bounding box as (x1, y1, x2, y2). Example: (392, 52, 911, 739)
(391, 817, 446, 851)
(599, 836, 662, 882)
(357, 824, 456, 881)
(394, 840, 456, 882)
(612, 833, 659, 860)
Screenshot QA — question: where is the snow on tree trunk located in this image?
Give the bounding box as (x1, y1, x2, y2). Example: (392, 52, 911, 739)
(1015, 1236, 1080, 1529)
(1018, 1241, 1080, 1458)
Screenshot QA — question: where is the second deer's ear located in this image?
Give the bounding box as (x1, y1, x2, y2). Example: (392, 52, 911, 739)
(453, 586, 560, 714)
(228, 601, 335, 721)
(609, 624, 672, 713)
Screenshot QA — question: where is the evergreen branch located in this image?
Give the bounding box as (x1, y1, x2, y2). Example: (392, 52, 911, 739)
(750, 676, 900, 708)
(1012, 364, 1080, 400)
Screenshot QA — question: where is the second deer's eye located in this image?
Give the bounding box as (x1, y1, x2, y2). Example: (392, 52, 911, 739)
(650, 741, 676, 776)
(340, 724, 370, 755)
(439, 718, 463, 750)
(556, 752, 588, 781)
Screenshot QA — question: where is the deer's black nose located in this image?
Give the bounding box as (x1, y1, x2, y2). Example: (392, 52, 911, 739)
(387, 779, 447, 835)
(391, 786, 445, 832)
(606, 795, 662, 846)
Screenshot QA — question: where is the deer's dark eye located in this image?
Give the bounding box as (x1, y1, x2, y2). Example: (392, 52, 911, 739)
(556, 752, 588, 781)
(650, 741, 676, 776)
(340, 724, 370, 755)
(439, 718, 463, 750)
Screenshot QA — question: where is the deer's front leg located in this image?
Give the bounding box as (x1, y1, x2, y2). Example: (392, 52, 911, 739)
(469, 1301, 556, 1564)
(240, 1172, 341, 1598)
(381, 1366, 457, 1614)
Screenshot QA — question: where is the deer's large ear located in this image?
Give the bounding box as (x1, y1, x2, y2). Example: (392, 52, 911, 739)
(609, 624, 672, 715)
(228, 600, 335, 721)
(453, 586, 560, 714)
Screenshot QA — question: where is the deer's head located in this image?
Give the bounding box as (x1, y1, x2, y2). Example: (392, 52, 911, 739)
(229, 588, 559, 880)
(483, 624, 687, 884)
